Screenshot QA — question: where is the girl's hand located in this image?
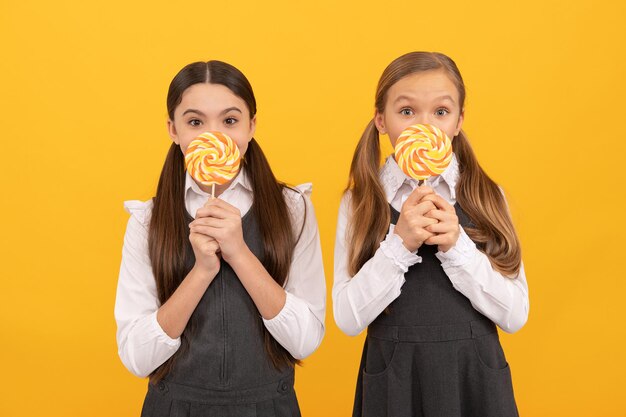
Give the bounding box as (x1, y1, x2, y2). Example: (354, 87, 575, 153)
(394, 186, 438, 252)
(190, 198, 247, 264)
(189, 230, 221, 280)
(423, 194, 460, 253)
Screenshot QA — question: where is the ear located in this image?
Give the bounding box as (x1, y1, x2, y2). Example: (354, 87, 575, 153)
(248, 115, 257, 141)
(167, 119, 180, 145)
(374, 111, 386, 135)
(454, 109, 465, 137)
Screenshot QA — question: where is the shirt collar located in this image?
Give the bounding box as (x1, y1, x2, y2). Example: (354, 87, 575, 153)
(185, 166, 252, 200)
(380, 153, 460, 202)
(427, 153, 459, 200)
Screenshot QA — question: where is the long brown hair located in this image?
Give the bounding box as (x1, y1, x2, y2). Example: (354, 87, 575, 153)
(148, 61, 301, 382)
(347, 51, 522, 277)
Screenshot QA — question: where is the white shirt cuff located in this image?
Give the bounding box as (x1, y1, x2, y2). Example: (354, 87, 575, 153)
(436, 226, 476, 267)
(379, 224, 422, 272)
(149, 311, 181, 347)
(263, 291, 297, 327)
(262, 292, 323, 359)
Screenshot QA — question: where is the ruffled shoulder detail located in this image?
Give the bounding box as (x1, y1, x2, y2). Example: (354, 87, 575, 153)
(123, 199, 154, 228)
(293, 182, 312, 196)
(283, 182, 312, 204)
(282, 183, 313, 231)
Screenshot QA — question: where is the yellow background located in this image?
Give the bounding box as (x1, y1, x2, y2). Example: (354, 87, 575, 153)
(1, 0, 625, 416)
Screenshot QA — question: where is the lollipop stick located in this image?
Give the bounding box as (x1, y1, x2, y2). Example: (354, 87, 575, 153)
(211, 183, 215, 199)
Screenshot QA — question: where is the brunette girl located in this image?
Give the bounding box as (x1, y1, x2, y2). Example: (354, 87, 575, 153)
(115, 60, 325, 416)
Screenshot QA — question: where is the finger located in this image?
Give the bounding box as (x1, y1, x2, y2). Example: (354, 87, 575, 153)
(200, 235, 217, 243)
(192, 233, 220, 250)
(424, 234, 454, 246)
(424, 209, 457, 223)
(426, 222, 456, 234)
(205, 240, 221, 254)
(422, 194, 455, 213)
(195, 204, 235, 220)
(190, 232, 217, 248)
(189, 217, 227, 229)
(189, 225, 222, 238)
(403, 186, 435, 208)
(416, 230, 436, 242)
(203, 198, 241, 215)
(193, 238, 219, 253)
(412, 200, 437, 215)
(203, 196, 217, 208)
(202, 195, 216, 207)
(416, 217, 439, 228)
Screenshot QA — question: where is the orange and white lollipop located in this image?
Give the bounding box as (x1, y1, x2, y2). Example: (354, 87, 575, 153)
(184, 131, 241, 196)
(394, 124, 453, 182)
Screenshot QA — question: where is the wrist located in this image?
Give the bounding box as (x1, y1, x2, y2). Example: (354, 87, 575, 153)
(190, 263, 219, 283)
(380, 228, 422, 271)
(439, 230, 460, 253)
(402, 241, 419, 252)
(223, 243, 253, 266)
(394, 229, 418, 252)
(438, 244, 452, 253)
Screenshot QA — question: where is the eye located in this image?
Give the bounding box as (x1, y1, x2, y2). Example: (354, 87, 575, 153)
(435, 108, 450, 116)
(188, 119, 202, 127)
(400, 108, 414, 116)
(224, 117, 238, 126)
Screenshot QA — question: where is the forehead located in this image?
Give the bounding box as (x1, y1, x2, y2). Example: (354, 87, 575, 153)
(177, 83, 250, 116)
(386, 69, 460, 105)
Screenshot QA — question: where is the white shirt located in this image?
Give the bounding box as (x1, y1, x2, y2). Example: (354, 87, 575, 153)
(333, 154, 529, 337)
(115, 169, 326, 378)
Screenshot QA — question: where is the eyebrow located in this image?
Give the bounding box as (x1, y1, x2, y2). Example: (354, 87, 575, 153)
(181, 107, 243, 117)
(393, 94, 414, 104)
(182, 109, 205, 117)
(435, 95, 457, 104)
(393, 94, 457, 104)
(219, 106, 243, 116)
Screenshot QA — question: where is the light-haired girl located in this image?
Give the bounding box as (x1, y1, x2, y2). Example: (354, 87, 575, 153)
(334, 51, 528, 417)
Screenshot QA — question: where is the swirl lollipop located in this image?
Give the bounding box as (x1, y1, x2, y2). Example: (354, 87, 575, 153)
(394, 124, 452, 183)
(184, 131, 241, 197)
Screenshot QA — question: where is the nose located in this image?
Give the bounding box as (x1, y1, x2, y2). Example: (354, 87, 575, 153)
(199, 119, 224, 133)
(414, 112, 434, 126)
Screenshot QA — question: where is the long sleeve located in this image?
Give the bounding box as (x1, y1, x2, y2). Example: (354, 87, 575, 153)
(333, 155, 529, 336)
(436, 226, 529, 333)
(114, 200, 181, 378)
(262, 185, 326, 359)
(332, 192, 422, 336)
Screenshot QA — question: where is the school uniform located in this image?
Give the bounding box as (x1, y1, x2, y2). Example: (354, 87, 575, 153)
(115, 169, 326, 416)
(333, 155, 529, 417)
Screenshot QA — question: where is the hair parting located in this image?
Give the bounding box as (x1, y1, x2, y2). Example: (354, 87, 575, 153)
(149, 61, 302, 382)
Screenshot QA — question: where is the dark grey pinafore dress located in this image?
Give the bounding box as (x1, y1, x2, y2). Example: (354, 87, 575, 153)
(141, 210, 300, 417)
(352, 205, 519, 417)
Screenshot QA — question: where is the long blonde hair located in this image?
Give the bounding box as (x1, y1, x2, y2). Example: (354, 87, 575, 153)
(346, 52, 522, 277)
